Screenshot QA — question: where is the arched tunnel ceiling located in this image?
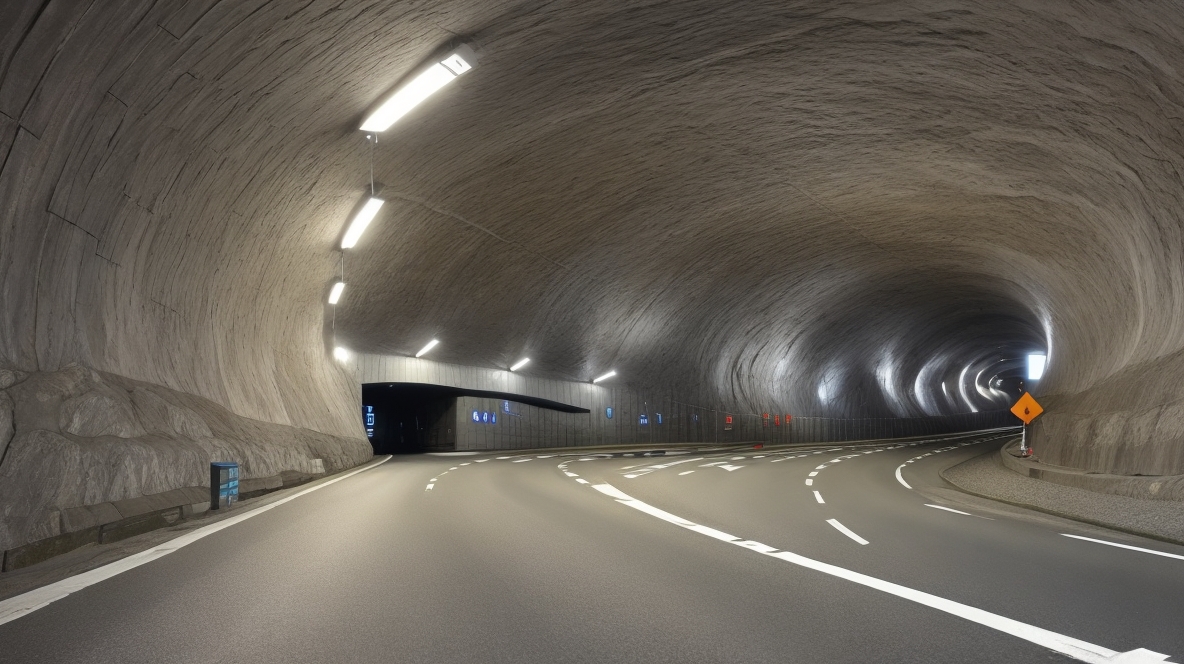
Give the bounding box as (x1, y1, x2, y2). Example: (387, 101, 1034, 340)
(1, 0, 1183, 431)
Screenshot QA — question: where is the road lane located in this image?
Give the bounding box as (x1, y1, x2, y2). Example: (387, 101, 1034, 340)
(0, 434, 1179, 663)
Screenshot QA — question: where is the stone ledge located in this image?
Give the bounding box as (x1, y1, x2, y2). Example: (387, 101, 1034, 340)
(1000, 442, 1184, 502)
(2, 470, 324, 572)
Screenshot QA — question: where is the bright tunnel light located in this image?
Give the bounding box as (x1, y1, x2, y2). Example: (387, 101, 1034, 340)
(510, 358, 530, 372)
(341, 197, 384, 249)
(1028, 353, 1047, 380)
(333, 346, 351, 362)
(592, 370, 617, 384)
(360, 47, 475, 133)
(415, 339, 439, 358)
(328, 281, 345, 304)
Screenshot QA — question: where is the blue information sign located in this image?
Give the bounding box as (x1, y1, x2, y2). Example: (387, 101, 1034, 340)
(606, 407, 613, 419)
(639, 414, 649, 426)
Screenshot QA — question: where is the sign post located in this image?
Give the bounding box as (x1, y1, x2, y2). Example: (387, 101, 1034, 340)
(1010, 392, 1044, 457)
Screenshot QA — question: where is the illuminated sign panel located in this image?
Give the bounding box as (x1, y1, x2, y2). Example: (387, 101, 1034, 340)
(639, 414, 649, 426)
(472, 410, 498, 424)
(364, 405, 375, 438)
(606, 407, 613, 419)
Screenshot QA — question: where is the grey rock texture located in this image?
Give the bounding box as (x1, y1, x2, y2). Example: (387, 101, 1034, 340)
(0, 368, 371, 552)
(0, 0, 1182, 509)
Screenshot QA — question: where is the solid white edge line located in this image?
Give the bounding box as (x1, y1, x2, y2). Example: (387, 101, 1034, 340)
(1062, 534, 1184, 562)
(895, 464, 912, 489)
(586, 482, 1166, 664)
(826, 518, 869, 545)
(0, 454, 393, 627)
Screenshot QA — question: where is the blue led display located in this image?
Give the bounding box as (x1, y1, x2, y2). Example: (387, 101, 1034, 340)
(606, 407, 613, 419)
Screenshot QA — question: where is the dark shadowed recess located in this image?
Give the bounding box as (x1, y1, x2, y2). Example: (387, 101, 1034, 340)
(362, 383, 589, 454)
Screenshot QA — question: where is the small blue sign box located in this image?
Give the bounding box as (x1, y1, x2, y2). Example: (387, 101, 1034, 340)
(656, 413, 663, 424)
(606, 407, 613, 419)
(210, 462, 239, 511)
(364, 405, 375, 438)
(472, 410, 497, 424)
(639, 414, 649, 426)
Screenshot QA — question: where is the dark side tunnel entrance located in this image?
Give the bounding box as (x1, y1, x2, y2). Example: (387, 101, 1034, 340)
(362, 383, 590, 454)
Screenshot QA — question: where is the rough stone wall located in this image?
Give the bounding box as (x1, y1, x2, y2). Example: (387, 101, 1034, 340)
(1032, 348, 1184, 476)
(0, 0, 1183, 532)
(0, 367, 371, 552)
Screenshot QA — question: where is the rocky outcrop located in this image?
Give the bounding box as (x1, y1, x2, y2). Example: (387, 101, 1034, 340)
(0, 367, 372, 552)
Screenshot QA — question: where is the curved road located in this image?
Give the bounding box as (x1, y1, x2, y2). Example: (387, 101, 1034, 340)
(1, 433, 1181, 663)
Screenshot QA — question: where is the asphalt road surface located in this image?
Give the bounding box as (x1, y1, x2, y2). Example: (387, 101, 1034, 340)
(1, 433, 1181, 663)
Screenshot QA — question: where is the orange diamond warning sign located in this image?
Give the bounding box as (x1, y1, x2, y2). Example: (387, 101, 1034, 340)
(1011, 392, 1044, 425)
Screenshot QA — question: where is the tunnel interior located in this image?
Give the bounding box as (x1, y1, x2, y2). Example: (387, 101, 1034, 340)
(2, 1, 1184, 556)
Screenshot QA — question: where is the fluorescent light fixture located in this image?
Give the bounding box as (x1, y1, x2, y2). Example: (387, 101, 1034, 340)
(341, 197, 384, 249)
(415, 339, 439, 358)
(1028, 353, 1047, 380)
(360, 46, 476, 133)
(328, 281, 345, 304)
(333, 346, 351, 362)
(510, 358, 530, 372)
(592, 370, 617, 384)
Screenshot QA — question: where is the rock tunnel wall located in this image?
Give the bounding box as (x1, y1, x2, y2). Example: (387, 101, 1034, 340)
(2, 1, 1184, 550)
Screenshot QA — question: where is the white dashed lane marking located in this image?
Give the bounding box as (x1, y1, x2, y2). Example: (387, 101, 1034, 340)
(814, 491, 825, 504)
(1062, 534, 1184, 562)
(577, 481, 1158, 663)
(895, 465, 912, 489)
(827, 519, 869, 545)
(925, 504, 976, 517)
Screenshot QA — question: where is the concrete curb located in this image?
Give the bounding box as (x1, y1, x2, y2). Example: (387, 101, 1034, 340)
(997, 442, 1184, 502)
(2, 466, 337, 572)
(940, 442, 1184, 548)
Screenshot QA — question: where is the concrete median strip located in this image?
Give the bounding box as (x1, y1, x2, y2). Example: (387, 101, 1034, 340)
(587, 481, 1174, 664)
(0, 455, 393, 627)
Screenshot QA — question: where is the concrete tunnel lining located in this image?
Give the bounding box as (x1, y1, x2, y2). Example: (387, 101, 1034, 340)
(1, 1, 1184, 553)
